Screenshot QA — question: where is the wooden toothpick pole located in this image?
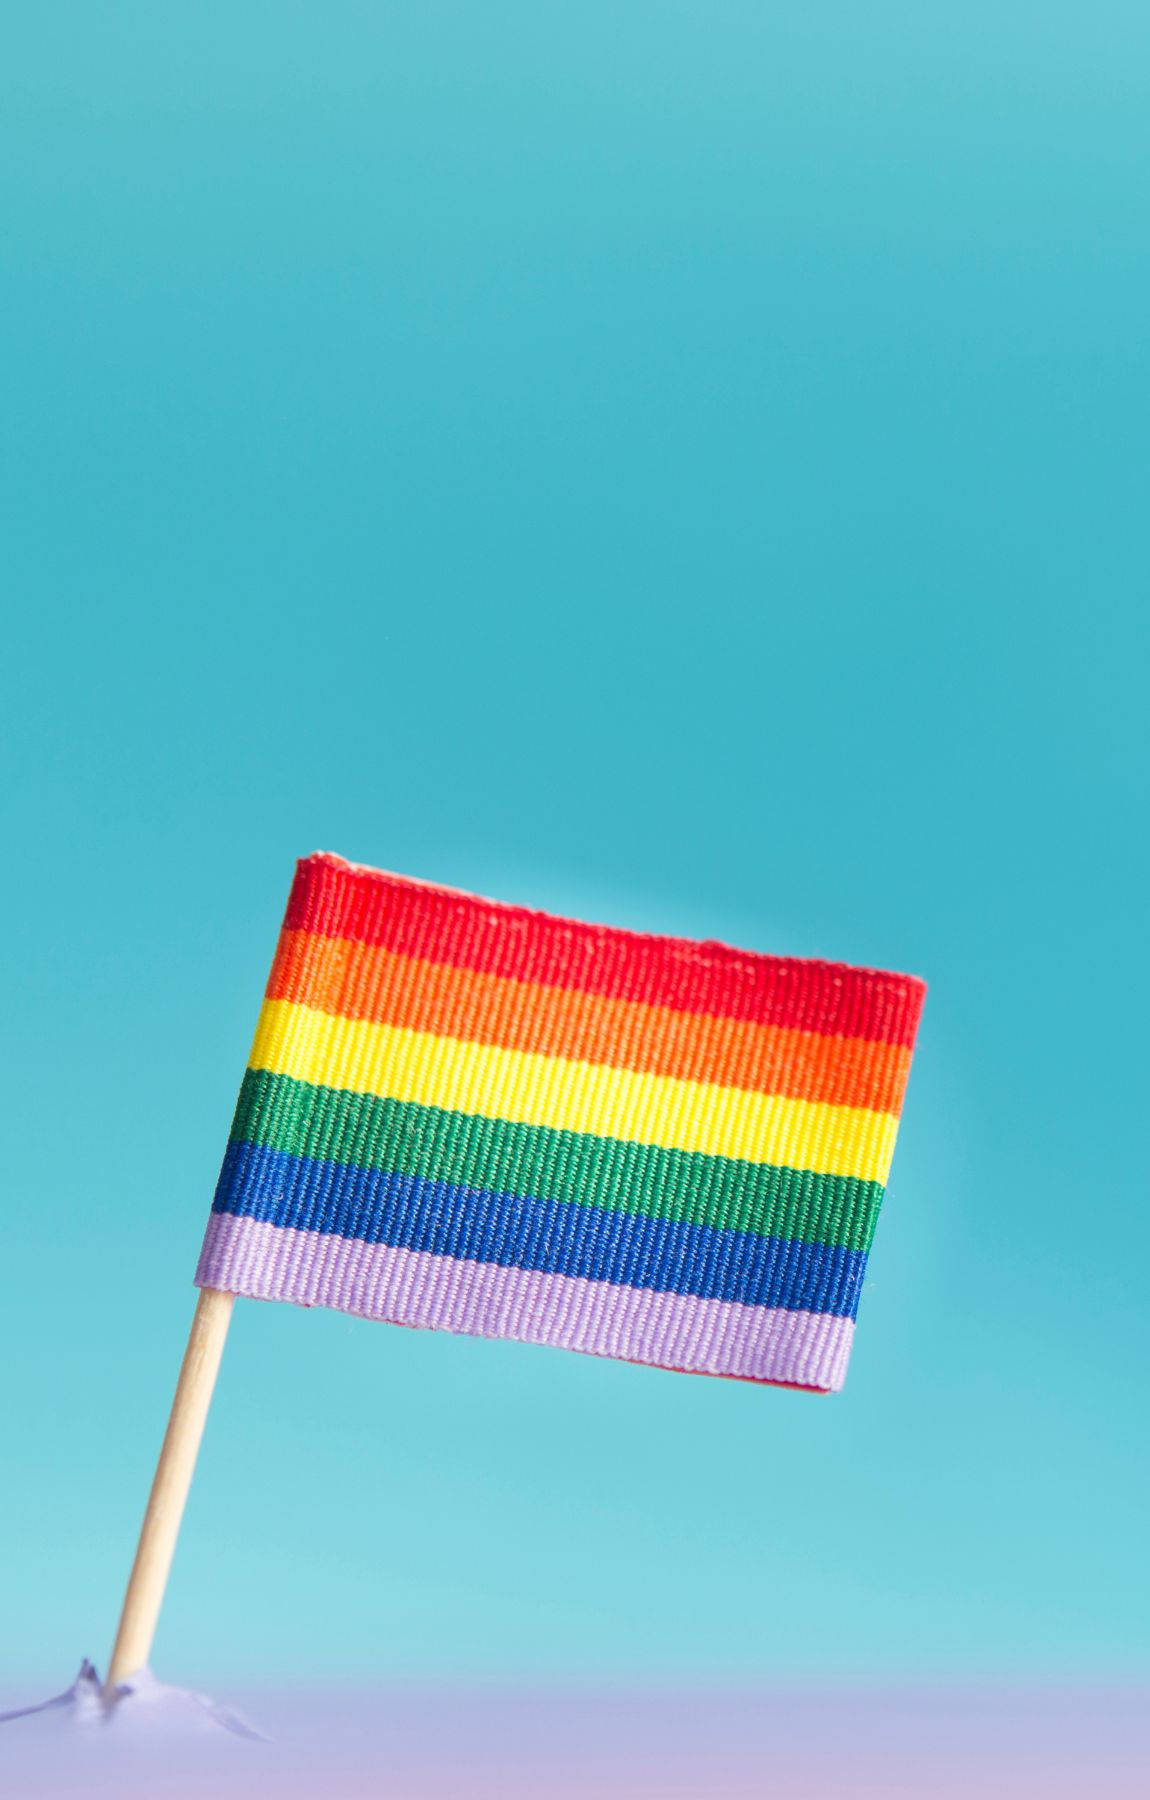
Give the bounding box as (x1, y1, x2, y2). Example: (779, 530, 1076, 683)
(104, 1286, 235, 1698)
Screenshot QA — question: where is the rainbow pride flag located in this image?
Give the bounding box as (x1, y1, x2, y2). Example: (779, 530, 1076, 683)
(196, 854, 925, 1392)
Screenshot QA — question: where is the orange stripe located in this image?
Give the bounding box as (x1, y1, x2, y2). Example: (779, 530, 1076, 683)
(267, 930, 913, 1115)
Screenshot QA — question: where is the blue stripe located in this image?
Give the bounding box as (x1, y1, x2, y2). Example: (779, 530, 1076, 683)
(213, 1140, 867, 1318)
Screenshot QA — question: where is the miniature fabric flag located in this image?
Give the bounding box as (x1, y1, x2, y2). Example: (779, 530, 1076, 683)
(196, 853, 925, 1393)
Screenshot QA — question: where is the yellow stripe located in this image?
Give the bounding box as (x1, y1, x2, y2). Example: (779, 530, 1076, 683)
(249, 998, 899, 1184)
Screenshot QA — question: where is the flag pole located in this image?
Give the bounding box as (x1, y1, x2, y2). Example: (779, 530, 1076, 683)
(104, 1286, 235, 1699)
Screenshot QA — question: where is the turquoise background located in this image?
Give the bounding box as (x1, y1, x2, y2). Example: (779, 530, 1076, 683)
(3, 4, 1147, 1685)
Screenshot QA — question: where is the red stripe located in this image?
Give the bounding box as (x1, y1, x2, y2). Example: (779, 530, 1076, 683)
(284, 854, 926, 1047)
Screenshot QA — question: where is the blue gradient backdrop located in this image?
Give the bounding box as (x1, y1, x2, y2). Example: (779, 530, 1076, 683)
(2, 3, 1147, 1684)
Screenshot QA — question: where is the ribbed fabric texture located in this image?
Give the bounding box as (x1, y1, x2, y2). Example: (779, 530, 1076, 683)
(196, 853, 925, 1392)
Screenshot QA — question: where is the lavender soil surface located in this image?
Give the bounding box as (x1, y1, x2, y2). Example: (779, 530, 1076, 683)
(1, 1668, 1147, 1798)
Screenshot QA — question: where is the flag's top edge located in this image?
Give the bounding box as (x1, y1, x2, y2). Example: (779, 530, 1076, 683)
(301, 851, 927, 993)
(292, 852, 927, 1048)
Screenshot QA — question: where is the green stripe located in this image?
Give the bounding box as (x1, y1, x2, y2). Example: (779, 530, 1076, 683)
(231, 1069, 886, 1254)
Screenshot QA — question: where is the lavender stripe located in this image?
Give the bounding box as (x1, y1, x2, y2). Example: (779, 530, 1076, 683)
(197, 1211, 855, 1390)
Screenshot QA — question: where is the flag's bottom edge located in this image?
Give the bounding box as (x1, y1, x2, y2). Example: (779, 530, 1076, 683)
(195, 1211, 854, 1392)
